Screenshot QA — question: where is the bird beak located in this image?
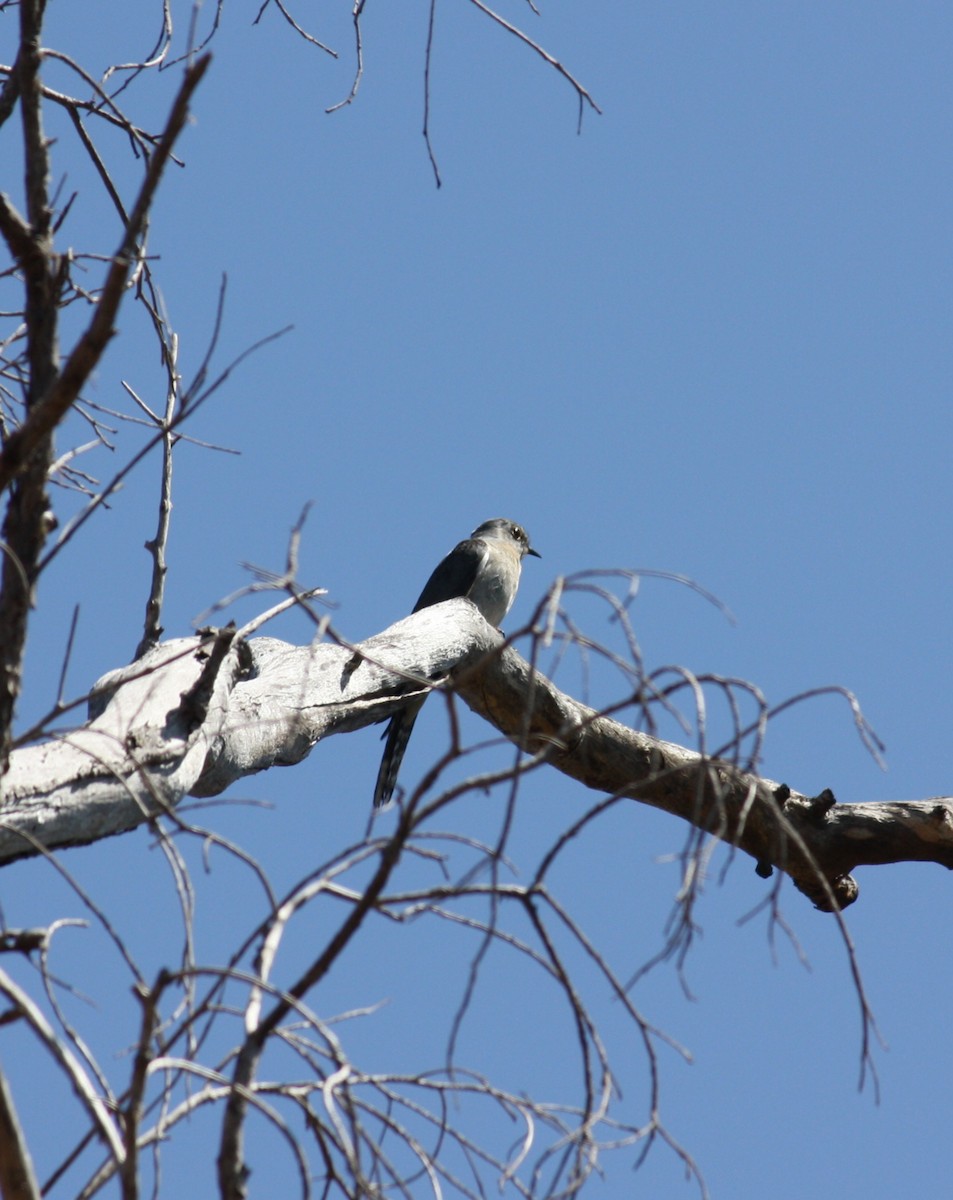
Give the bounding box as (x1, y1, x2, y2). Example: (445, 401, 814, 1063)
(527, 546, 541, 558)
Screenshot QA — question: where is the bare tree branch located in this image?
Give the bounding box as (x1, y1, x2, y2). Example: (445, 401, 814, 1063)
(451, 634, 953, 910)
(0, 52, 211, 496)
(325, 0, 367, 114)
(0, 966, 126, 1169)
(1, 599, 950, 913)
(0, 0, 59, 772)
(0, 604, 492, 862)
(131, 336, 179, 661)
(0, 1064, 41, 1200)
(466, 0, 602, 128)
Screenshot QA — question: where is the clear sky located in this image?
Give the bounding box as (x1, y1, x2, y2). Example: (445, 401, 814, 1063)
(3, 2, 952, 1197)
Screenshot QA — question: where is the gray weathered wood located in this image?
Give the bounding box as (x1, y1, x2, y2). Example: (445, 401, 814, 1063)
(1, 597, 951, 910)
(0, 600, 497, 863)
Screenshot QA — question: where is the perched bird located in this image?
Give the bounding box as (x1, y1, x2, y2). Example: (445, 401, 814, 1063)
(373, 518, 540, 809)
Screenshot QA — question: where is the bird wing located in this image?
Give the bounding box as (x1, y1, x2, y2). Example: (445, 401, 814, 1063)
(412, 537, 487, 612)
(373, 536, 488, 807)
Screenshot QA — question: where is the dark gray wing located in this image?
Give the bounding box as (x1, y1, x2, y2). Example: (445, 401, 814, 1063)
(412, 537, 487, 612)
(373, 536, 487, 808)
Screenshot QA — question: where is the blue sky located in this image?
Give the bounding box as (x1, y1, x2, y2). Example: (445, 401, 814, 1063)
(3, 2, 952, 1196)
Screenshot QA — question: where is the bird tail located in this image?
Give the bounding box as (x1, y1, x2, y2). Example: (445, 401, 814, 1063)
(373, 700, 424, 808)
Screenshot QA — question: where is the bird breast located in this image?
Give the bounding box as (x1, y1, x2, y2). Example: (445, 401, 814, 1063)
(467, 550, 520, 627)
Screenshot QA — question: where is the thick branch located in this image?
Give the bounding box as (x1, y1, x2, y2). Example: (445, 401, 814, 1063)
(0, 0, 58, 772)
(453, 648, 953, 908)
(0, 602, 500, 863)
(0, 1065, 41, 1200)
(0, 601, 950, 910)
(0, 628, 246, 863)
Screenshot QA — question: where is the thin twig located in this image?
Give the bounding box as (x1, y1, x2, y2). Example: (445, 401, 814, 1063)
(0, 53, 212, 494)
(134, 333, 179, 660)
(38, 323, 290, 574)
(326, 0, 367, 113)
(423, 0, 442, 188)
(467, 0, 602, 127)
(0, 966, 126, 1168)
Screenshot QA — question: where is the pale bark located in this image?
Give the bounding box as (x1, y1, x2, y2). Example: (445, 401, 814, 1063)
(1, 598, 950, 910)
(0, 601, 497, 862)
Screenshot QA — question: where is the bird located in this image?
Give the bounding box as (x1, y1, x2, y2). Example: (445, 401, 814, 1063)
(373, 518, 540, 809)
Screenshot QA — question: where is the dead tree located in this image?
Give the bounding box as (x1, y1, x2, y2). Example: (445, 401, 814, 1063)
(1, 5, 949, 1199)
